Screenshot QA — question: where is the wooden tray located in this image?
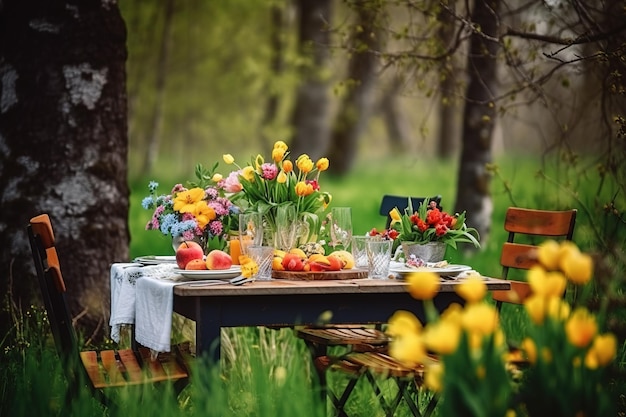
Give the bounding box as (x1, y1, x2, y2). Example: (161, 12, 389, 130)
(272, 268, 369, 281)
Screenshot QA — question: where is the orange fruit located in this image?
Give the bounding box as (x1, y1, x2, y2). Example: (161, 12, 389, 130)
(185, 258, 208, 270)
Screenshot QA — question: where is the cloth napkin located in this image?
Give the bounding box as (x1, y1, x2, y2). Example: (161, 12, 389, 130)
(109, 262, 183, 348)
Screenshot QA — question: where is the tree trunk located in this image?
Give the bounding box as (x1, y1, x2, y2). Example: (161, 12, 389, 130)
(289, 0, 332, 161)
(0, 0, 129, 342)
(327, 0, 384, 175)
(436, 5, 459, 159)
(141, 0, 175, 175)
(380, 75, 412, 153)
(260, 3, 286, 151)
(454, 0, 500, 246)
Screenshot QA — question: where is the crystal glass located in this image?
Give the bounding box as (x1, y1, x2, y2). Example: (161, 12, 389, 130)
(366, 239, 393, 279)
(275, 205, 298, 251)
(247, 245, 274, 280)
(238, 213, 264, 256)
(351, 235, 372, 269)
(330, 207, 353, 251)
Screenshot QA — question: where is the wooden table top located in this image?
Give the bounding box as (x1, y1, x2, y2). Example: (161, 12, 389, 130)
(173, 276, 511, 297)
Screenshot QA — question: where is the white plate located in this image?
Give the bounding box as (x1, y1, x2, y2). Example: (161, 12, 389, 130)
(389, 262, 473, 276)
(134, 255, 177, 265)
(173, 266, 242, 280)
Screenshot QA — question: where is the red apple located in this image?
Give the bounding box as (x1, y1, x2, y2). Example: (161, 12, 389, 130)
(205, 250, 233, 270)
(175, 240, 204, 269)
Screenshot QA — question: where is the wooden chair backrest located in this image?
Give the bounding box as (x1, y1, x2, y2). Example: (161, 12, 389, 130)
(379, 194, 442, 229)
(492, 207, 577, 307)
(28, 214, 79, 364)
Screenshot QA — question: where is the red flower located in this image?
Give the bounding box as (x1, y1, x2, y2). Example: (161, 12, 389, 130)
(435, 223, 448, 236)
(416, 218, 429, 232)
(306, 179, 320, 191)
(426, 208, 442, 225)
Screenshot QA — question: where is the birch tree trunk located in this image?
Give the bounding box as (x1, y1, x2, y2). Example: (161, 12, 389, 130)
(454, 0, 500, 246)
(0, 0, 129, 342)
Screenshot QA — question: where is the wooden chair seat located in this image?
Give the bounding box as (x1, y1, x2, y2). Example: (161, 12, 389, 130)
(28, 214, 190, 410)
(80, 346, 189, 388)
(319, 351, 438, 417)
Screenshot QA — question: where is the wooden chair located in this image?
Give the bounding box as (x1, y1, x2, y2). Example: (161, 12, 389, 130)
(27, 214, 190, 411)
(379, 195, 442, 229)
(491, 207, 577, 309)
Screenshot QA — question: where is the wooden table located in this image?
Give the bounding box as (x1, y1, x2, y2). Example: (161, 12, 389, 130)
(172, 277, 511, 363)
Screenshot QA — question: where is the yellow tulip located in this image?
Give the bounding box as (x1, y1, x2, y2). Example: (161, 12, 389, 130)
(277, 171, 287, 184)
(223, 154, 235, 164)
(406, 272, 440, 300)
(272, 147, 286, 162)
(561, 250, 593, 285)
(273, 140, 288, 151)
(241, 166, 255, 182)
(589, 333, 617, 367)
(536, 240, 561, 270)
(440, 303, 463, 326)
(584, 349, 599, 369)
(296, 154, 314, 174)
(461, 302, 499, 336)
(389, 331, 426, 367)
(546, 296, 570, 321)
(557, 241, 580, 270)
(524, 294, 547, 324)
(423, 320, 461, 355)
(211, 173, 223, 182)
(173, 188, 205, 213)
(424, 362, 444, 393)
(282, 160, 293, 173)
(527, 266, 566, 298)
(565, 307, 598, 348)
(316, 157, 329, 171)
(388, 208, 402, 225)
(455, 276, 487, 303)
(295, 181, 314, 196)
(387, 310, 422, 337)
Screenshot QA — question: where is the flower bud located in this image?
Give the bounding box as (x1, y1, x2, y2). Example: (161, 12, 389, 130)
(223, 154, 235, 164)
(407, 272, 440, 300)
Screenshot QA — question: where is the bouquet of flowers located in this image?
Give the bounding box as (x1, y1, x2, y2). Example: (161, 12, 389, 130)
(389, 198, 480, 251)
(219, 141, 332, 246)
(142, 163, 238, 252)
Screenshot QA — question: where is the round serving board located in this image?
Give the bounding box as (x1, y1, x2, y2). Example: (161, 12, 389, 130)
(272, 268, 369, 281)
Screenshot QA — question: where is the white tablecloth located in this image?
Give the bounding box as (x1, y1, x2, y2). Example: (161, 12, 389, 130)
(109, 262, 184, 352)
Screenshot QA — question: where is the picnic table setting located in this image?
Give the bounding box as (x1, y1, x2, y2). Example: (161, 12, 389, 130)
(105, 141, 617, 417)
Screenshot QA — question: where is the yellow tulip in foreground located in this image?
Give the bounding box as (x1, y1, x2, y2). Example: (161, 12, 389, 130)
(406, 271, 440, 300)
(455, 276, 487, 303)
(565, 307, 598, 348)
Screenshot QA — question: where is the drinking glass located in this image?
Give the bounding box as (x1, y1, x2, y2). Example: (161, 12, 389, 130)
(351, 235, 372, 269)
(330, 207, 353, 251)
(247, 245, 274, 280)
(275, 205, 298, 251)
(238, 213, 264, 256)
(366, 239, 393, 279)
